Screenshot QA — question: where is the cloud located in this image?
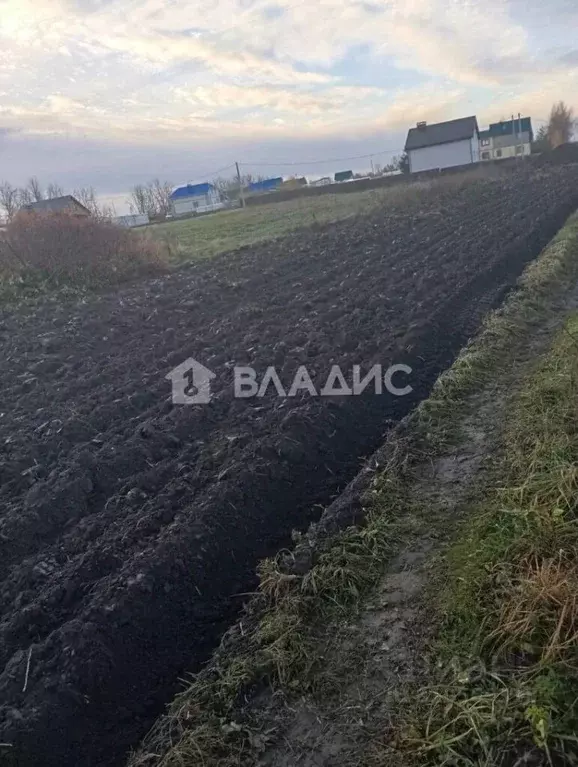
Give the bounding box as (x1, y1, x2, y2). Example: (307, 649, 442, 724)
(0, 0, 576, 155)
(485, 69, 578, 126)
(97, 30, 333, 84)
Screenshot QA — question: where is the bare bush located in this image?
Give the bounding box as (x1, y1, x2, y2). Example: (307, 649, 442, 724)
(73, 186, 116, 219)
(0, 181, 20, 220)
(47, 183, 65, 199)
(0, 211, 169, 288)
(27, 176, 44, 202)
(129, 179, 173, 217)
(548, 101, 575, 149)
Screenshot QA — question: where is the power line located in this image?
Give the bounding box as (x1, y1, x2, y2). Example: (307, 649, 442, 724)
(238, 148, 404, 167)
(180, 163, 237, 185)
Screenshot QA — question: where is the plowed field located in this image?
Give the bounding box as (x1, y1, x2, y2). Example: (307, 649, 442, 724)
(1, 166, 578, 767)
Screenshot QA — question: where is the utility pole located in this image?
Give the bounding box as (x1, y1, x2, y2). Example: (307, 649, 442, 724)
(511, 113, 515, 160)
(518, 112, 523, 159)
(370, 157, 375, 176)
(235, 162, 246, 209)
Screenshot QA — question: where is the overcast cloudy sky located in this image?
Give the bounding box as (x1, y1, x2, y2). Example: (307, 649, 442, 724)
(1, 0, 577, 211)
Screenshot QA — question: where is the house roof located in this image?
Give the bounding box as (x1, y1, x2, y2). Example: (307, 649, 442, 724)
(170, 183, 214, 200)
(334, 170, 353, 181)
(247, 178, 283, 192)
(405, 116, 479, 151)
(23, 195, 90, 214)
(488, 117, 533, 139)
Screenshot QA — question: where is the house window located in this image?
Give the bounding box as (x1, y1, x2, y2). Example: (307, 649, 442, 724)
(495, 149, 502, 158)
(481, 139, 490, 147)
(481, 151, 490, 160)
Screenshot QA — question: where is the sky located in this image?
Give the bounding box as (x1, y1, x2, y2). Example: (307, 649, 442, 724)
(1, 0, 577, 212)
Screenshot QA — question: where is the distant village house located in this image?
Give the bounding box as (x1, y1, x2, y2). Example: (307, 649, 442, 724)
(23, 195, 91, 216)
(334, 170, 354, 182)
(245, 178, 283, 194)
(404, 117, 480, 173)
(478, 117, 533, 161)
(170, 183, 225, 216)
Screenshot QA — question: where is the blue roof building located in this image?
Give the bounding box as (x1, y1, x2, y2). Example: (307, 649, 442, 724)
(170, 182, 224, 216)
(479, 117, 533, 141)
(246, 178, 283, 194)
(479, 117, 534, 162)
(170, 182, 216, 200)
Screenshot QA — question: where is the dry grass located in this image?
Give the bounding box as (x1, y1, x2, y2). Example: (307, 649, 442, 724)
(490, 554, 578, 663)
(395, 312, 578, 766)
(0, 211, 169, 298)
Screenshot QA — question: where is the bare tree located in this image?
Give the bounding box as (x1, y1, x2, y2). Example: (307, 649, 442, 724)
(46, 183, 65, 199)
(382, 157, 401, 173)
(129, 180, 172, 216)
(74, 186, 96, 213)
(130, 184, 153, 215)
(149, 179, 173, 217)
(27, 176, 44, 202)
(18, 187, 33, 206)
(0, 181, 20, 220)
(213, 172, 264, 200)
(547, 101, 575, 149)
(72, 186, 114, 219)
(99, 200, 117, 220)
(73, 186, 100, 216)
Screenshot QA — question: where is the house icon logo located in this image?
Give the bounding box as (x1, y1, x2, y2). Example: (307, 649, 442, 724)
(165, 358, 216, 405)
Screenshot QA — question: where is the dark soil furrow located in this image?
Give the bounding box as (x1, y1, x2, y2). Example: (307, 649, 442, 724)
(1, 166, 578, 767)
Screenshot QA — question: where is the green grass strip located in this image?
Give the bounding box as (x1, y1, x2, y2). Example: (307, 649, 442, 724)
(397, 315, 578, 766)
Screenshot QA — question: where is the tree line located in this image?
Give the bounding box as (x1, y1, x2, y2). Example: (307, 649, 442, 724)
(0, 177, 115, 222)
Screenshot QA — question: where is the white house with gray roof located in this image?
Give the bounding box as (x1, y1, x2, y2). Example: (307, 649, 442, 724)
(404, 116, 480, 173)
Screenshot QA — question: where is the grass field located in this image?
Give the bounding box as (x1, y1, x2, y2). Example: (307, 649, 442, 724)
(152, 168, 512, 263)
(151, 186, 412, 261)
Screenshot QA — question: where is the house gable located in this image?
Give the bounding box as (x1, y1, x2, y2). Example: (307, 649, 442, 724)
(405, 116, 479, 152)
(23, 195, 91, 215)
